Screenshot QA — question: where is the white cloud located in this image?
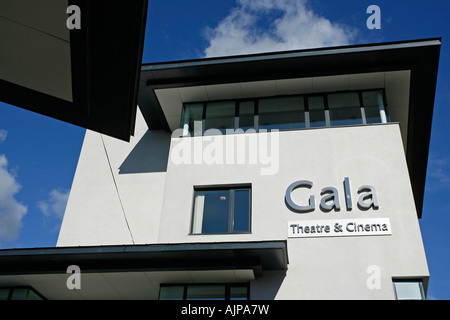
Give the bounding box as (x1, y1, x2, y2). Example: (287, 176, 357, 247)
(203, 0, 357, 57)
(38, 189, 69, 220)
(0, 154, 27, 243)
(0, 129, 7, 143)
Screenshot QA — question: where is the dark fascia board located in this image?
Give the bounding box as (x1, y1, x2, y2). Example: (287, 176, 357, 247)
(0, 241, 288, 277)
(141, 38, 441, 87)
(139, 38, 441, 217)
(0, 0, 148, 141)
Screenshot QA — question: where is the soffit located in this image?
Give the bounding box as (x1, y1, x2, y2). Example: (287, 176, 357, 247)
(0, 0, 72, 102)
(0, 241, 287, 299)
(0, 269, 255, 300)
(155, 71, 411, 147)
(0, 0, 148, 141)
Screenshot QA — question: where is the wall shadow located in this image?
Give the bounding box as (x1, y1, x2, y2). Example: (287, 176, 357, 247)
(119, 130, 171, 174)
(251, 270, 287, 299)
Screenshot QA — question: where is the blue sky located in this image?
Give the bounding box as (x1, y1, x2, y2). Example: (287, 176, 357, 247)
(0, 0, 449, 299)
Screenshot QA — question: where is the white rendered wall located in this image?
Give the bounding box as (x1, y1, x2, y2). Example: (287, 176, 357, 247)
(57, 109, 170, 246)
(160, 124, 428, 299)
(57, 115, 428, 299)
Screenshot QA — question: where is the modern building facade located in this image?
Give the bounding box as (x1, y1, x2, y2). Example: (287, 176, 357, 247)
(0, 39, 441, 300)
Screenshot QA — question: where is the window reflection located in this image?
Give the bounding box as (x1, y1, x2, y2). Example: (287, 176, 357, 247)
(328, 92, 363, 126)
(307, 96, 326, 127)
(182, 89, 389, 136)
(187, 285, 226, 300)
(238, 101, 255, 130)
(205, 101, 235, 134)
(0, 287, 45, 300)
(192, 187, 251, 235)
(393, 280, 425, 300)
(182, 103, 203, 136)
(362, 90, 389, 124)
(259, 96, 305, 130)
(160, 284, 249, 300)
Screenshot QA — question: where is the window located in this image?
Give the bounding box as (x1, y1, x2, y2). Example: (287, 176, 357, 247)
(204, 101, 236, 134)
(0, 287, 45, 300)
(393, 280, 425, 300)
(328, 92, 363, 126)
(362, 90, 389, 124)
(191, 186, 251, 234)
(159, 284, 249, 300)
(237, 100, 256, 131)
(181, 89, 390, 136)
(181, 103, 204, 136)
(259, 96, 305, 130)
(307, 96, 327, 128)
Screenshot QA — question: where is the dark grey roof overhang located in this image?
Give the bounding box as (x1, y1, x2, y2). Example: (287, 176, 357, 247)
(0, 0, 148, 141)
(0, 241, 288, 278)
(139, 38, 441, 217)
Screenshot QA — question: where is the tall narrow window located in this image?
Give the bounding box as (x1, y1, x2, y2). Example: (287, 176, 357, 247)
(328, 92, 363, 126)
(362, 90, 390, 124)
(307, 96, 327, 128)
(192, 186, 251, 235)
(259, 96, 305, 130)
(182, 103, 204, 136)
(238, 100, 256, 131)
(0, 289, 10, 300)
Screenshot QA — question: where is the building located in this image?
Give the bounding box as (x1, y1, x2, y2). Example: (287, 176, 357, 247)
(0, 38, 441, 300)
(0, 0, 148, 141)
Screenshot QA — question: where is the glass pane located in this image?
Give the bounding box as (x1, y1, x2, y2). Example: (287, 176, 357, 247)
(26, 289, 43, 300)
(230, 286, 249, 300)
(362, 90, 389, 124)
(187, 285, 225, 300)
(183, 103, 204, 136)
(259, 96, 305, 130)
(0, 289, 10, 300)
(394, 281, 424, 300)
(11, 288, 29, 300)
(365, 105, 381, 124)
(233, 189, 250, 232)
(238, 101, 255, 131)
(308, 96, 326, 127)
(159, 286, 185, 300)
(328, 92, 363, 126)
(205, 101, 235, 134)
(192, 192, 205, 234)
(200, 190, 230, 234)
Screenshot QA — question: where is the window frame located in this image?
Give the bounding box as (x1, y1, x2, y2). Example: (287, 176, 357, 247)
(236, 99, 258, 131)
(258, 95, 306, 131)
(159, 283, 250, 300)
(393, 279, 425, 300)
(190, 185, 252, 235)
(181, 88, 390, 136)
(0, 286, 46, 300)
(327, 91, 364, 127)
